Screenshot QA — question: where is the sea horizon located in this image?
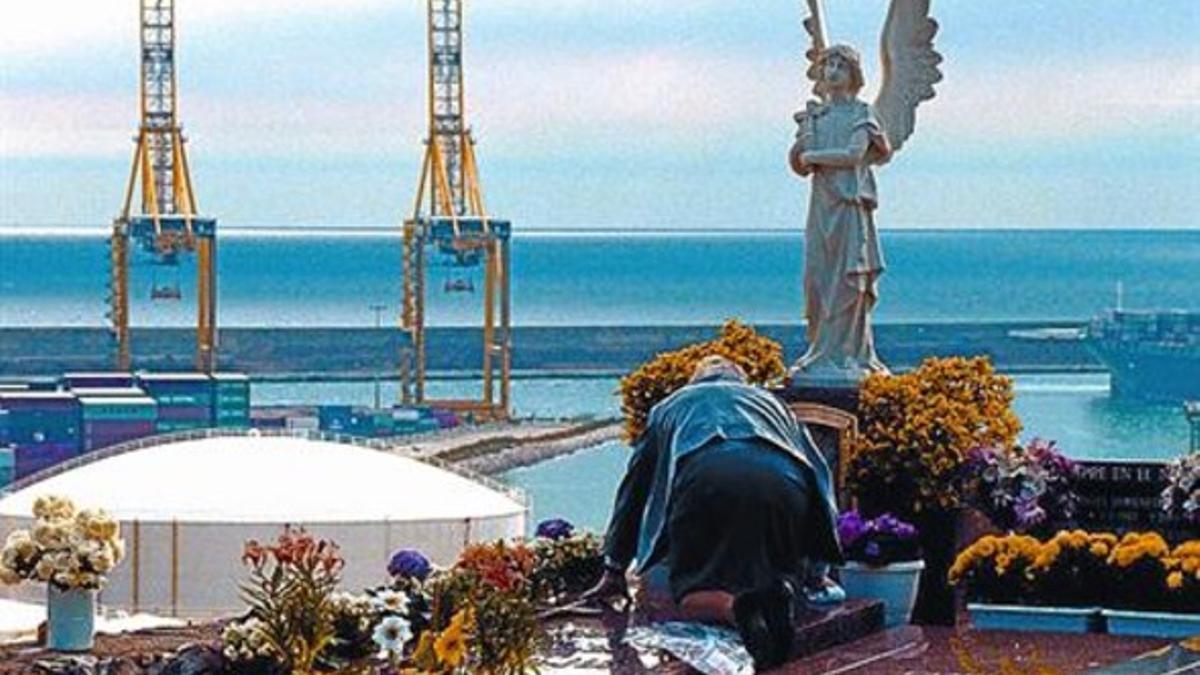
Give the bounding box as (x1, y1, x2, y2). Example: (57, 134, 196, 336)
(2, 223, 1199, 238)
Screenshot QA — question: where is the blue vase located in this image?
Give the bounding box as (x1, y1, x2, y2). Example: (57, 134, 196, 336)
(838, 560, 925, 628)
(47, 585, 96, 652)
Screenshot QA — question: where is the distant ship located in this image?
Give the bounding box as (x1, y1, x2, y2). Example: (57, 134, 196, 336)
(1085, 309, 1200, 401)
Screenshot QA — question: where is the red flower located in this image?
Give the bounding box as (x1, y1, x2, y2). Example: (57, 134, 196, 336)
(242, 540, 265, 567)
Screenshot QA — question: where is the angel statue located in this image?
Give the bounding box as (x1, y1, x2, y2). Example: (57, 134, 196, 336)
(789, 0, 942, 386)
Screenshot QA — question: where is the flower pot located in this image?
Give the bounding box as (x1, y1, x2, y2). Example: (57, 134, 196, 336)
(838, 560, 924, 628)
(910, 508, 961, 626)
(47, 585, 96, 652)
(967, 604, 1103, 634)
(1102, 609, 1200, 638)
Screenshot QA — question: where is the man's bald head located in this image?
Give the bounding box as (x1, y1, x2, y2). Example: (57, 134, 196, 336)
(689, 355, 748, 384)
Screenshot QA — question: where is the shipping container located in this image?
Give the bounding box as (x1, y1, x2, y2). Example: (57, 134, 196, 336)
(155, 419, 210, 433)
(156, 406, 212, 422)
(78, 396, 157, 421)
(84, 434, 153, 451)
(286, 416, 320, 431)
(63, 372, 136, 389)
(391, 407, 423, 422)
(0, 392, 82, 444)
(26, 379, 61, 392)
(211, 373, 250, 385)
(0, 447, 13, 469)
(318, 406, 355, 432)
(14, 442, 80, 479)
(83, 419, 156, 434)
(68, 387, 148, 398)
(83, 418, 156, 451)
(211, 373, 250, 398)
(138, 374, 215, 407)
(0, 392, 78, 409)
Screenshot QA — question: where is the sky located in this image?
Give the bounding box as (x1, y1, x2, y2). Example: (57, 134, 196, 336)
(0, 0, 1197, 230)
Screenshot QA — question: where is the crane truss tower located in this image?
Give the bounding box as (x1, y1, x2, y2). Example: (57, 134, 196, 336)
(402, 0, 512, 421)
(110, 0, 217, 372)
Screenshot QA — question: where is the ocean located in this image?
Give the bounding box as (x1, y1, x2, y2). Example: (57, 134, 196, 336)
(2, 228, 1199, 327)
(3, 228, 1198, 524)
(250, 373, 1194, 530)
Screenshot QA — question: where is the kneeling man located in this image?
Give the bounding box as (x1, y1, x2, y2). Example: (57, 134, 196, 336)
(586, 356, 843, 670)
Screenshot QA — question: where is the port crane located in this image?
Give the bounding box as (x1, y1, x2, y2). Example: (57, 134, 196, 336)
(401, 0, 512, 421)
(109, 0, 217, 373)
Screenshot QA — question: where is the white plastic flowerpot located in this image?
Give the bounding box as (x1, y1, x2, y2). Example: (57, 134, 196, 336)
(47, 585, 96, 652)
(837, 560, 925, 628)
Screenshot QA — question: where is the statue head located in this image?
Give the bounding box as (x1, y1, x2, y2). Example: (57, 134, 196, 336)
(813, 44, 864, 98)
(689, 355, 747, 384)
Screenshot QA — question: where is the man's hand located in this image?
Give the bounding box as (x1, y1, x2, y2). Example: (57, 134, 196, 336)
(582, 567, 629, 605)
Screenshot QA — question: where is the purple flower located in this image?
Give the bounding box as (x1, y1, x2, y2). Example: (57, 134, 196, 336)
(387, 549, 431, 581)
(837, 510, 867, 548)
(1014, 499, 1046, 528)
(875, 514, 902, 534)
(894, 522, 918, 540)
(535, 518, 575, 541)
(863, 541, 882, 562)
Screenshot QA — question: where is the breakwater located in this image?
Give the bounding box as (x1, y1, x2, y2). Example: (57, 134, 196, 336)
(0, 321, 1098, 379)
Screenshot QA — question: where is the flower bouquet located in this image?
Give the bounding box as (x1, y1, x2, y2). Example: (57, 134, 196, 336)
(836, 510, 923, 627)
(0, 495, 126, 651)
(1161, 452, 1200, 524)
(1026, 529, 1114, 608)
(948, 533, 1042, 605)
(619, 320, 785, 441)
(849, 356, 1021, 517)
(848, 356, 1021, 625)
(529, 518, 604, 604)
(837, 510, 920, 566)
(228, 526, 346, 675)
(965, 438, 1078, 535)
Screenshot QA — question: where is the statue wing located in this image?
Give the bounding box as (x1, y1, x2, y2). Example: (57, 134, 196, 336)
(872, 0, 943, 153)
(802, 0, 830, 99)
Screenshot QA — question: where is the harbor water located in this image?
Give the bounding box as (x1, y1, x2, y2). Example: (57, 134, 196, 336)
(5, 229, 1198, 525)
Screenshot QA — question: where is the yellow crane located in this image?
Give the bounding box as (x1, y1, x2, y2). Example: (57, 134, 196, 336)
(402, 0, 512, 421)
(110, 0, 217, 373)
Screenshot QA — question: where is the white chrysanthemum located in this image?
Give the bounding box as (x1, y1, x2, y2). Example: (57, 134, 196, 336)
(33, 496, 76, 522)
(0, 562, 22, 585)
(32, 522, 70, 550)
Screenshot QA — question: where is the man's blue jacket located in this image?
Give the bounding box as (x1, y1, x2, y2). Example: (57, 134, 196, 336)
(603, 372, 844, 573)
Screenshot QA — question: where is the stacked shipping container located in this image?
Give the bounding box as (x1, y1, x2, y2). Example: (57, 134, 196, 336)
(136, 373, 215, 433)
(0, 371, 253, 483)
(0, 392, 82, 480)
(318, 405, 455, 437)
(79, 396, 157, 451)
(63, 372, 138, 389)
(211, 373, 251, 428)
(0, 447, 13, 486)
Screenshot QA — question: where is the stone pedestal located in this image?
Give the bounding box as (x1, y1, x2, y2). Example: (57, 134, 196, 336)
(777, 382, 861, 417)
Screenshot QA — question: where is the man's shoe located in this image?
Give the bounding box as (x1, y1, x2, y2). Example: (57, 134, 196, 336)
(761, 578, 796, 664)
(805, 577, 846, 606)
(733, 589, 779, 672)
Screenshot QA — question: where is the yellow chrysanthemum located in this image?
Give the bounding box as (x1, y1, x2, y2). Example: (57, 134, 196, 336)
(1167, 571, 1185, 590)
